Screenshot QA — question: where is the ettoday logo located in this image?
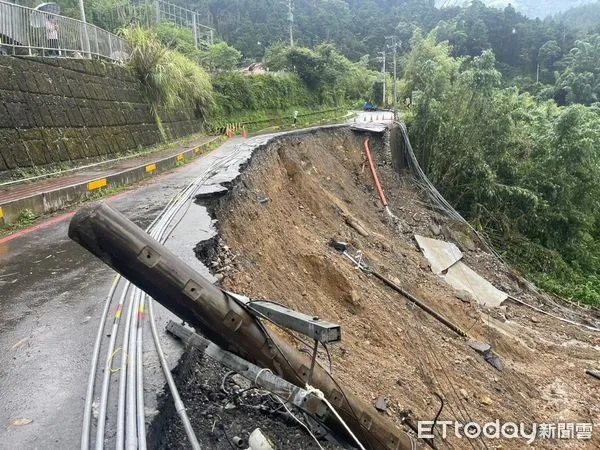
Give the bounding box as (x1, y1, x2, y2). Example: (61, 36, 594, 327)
(417, 420, 593, 444)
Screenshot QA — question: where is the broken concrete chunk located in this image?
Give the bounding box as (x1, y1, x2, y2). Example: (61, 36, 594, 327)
(468, 340, 504, 372)
(375, 396, 387, 412)
(430, 223, 442, 236)
(468, 340, 492, 354)
(456, 290, 474, 303)
(442, 262, 507, 307)
(248, 428, 275, 450)
(459, 389, 469, 399)
(414, 234, 463, 275)
(414, 235, 507, 307)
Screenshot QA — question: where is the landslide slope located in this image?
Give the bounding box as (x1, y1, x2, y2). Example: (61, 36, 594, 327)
(200, 126, 600, 448)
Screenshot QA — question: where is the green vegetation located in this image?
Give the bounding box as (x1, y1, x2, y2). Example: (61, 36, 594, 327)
(119, 24, 375, 131)
(121, 26, 214, 141)
(402, 32, 600, 307)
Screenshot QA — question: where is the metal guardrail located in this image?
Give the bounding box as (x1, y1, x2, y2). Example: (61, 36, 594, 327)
(103, 0, 213, 49)
(0, 0, 129, 61)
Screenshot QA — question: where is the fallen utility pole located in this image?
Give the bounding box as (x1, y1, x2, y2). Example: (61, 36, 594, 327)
(69, 203, 416, 450)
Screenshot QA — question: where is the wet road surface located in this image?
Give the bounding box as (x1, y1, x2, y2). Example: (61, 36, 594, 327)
(0, 135, 268, 450)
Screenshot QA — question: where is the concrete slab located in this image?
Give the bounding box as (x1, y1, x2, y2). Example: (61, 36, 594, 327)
(415, 234, 506, 307)
(414, 234, 463, 275)
(442, 261, 507, 308)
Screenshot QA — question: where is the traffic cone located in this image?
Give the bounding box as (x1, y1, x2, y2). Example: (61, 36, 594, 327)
(242, 127, 248, 139)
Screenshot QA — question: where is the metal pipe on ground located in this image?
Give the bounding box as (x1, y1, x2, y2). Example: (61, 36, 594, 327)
(363, 139, 395, 218)
(68, 203, 416, 450)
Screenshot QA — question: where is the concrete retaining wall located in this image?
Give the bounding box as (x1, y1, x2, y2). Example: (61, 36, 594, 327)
(0, 56, 203, 173)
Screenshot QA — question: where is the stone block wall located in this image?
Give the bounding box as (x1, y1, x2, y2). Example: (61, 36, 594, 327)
(0, 56, 203, 173)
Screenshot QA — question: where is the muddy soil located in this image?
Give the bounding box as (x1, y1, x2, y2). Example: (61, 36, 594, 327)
(155, 126, 600, 449)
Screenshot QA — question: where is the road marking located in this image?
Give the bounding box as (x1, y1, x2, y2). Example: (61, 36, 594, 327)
(145, 163, 156, 173)
(0, 212, 75, 245)
(177, 154, 184, 162)
(88, 178, 107, 191)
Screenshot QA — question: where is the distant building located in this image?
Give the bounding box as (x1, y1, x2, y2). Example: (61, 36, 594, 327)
(242, 62, 267, 76)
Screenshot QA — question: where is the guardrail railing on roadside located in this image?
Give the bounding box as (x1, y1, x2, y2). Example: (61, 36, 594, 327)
(0, 0, 129, 62)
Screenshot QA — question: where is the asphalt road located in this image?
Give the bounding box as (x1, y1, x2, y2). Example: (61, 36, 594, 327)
(0, 135, 263, 450)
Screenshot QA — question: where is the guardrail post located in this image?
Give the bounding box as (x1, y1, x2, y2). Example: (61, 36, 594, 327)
(155, 0, 161, 24)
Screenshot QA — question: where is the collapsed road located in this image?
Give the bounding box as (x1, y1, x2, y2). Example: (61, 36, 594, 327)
(0, 129, 325, 449)
(2, 117, 599, 449)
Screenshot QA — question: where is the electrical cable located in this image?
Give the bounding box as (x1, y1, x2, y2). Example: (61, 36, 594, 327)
(272, 395, 325, 450)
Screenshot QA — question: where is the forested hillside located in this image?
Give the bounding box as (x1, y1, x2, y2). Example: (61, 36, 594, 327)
(436, 0, 596, 19)
(172, 1, 575, 79)
(555, 1, 600, 31)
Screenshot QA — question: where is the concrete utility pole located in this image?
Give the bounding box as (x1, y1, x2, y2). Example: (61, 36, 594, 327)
(288, 0, 294, 46)
(386, 36, 399, 120)
(78, 0, 91, 58)
(68, 203, 416, 450)
(378, 51, 386, 107)
(78, 0, 87, 23)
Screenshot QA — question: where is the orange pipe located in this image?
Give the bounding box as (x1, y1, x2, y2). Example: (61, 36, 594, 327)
(363, 138, 388, 208)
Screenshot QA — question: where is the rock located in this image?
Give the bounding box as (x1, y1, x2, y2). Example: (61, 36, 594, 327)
(224, 402, 236, 410)
(460, 389, 469, 399)
(530, 316, 540, 324)
(419, 260, 430, 271)
(388, 275, 402, 286)
(456, 290, 474, 303)
(481, 396, 493, 406)
(468, 340, 491, 354)
(430, 223, 441, 236)
(375, 396, 387, 412)
(214, 273, 224, 283)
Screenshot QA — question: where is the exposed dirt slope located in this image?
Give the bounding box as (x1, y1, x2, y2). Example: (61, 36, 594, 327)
(205, 127, 599, 449)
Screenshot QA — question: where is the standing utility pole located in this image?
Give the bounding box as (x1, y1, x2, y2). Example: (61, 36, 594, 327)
(386, 36, 399, 120)
(288, 0, 294, 47)
(378, 51, 386, 107)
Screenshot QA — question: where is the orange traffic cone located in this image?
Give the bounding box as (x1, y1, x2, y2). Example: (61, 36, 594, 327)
(242, 127, 248, 139)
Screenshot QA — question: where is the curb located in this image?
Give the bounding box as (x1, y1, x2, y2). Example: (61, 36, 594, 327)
(0, 136, 223, 227)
